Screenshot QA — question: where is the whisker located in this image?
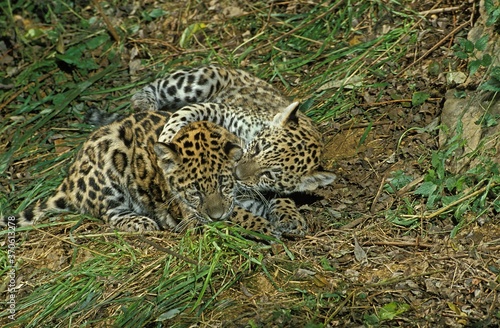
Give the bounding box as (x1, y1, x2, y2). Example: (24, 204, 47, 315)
(174, 217, 192, 233)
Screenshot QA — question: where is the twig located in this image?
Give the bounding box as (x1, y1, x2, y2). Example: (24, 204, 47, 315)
(364, 269, 445, 288)
(368, 240, 434, 248)
(370, 173, 388, 214)
(325, 269, 442, 324)
(137, 235, 198, 265)
(91, 0, 120, 43)
(0, 83, 14, 90)
(324, 289, 356, 325)
(399, 183, 497, 220)
(419, 6, 462, 16)
(395, 175, 425, 197)
(489, 288, 498, 314)
(398, 20, 470, 76)
(432, 254, 470, 261)
(129, 38, 180, 52)
(338, 120, 393, 129)
(341, 216, 369, 230)
(240, 283, 254, 298)
(424, 183, 497, 220)
(359, 97, 442, 107)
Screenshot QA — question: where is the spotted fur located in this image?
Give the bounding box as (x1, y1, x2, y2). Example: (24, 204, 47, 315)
(129, 65, 337, 237)
(131, 65, 336, 195)
(2, 112, 273, 234)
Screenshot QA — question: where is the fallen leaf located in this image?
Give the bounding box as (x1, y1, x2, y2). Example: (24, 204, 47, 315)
(354, 236, 367, 263)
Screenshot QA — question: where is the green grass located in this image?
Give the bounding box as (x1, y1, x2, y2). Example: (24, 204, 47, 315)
(1, 0, 499, 326)
(1, 225, 273, 327)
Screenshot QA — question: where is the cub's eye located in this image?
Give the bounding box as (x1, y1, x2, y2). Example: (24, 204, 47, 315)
(252, 143, 262, 156)
(186, 190, 202, 201)
(251, 143, 270, 157)
(219, 176, 234, 193)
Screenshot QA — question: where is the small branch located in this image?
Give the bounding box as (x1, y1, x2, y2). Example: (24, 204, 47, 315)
(432, 254, 470, 261)
(359, 97, 442, 108)
(34, 226, 114, 258)
(251, 0, 346, 54)
(364, 269, 445, 288)
(424, 183, 496, 220)
(371, 173, 388, 214)
(129, 38, 180, 52)
(0, 83, 14, 90)
(324, 289, 357, 325)
(419, 6, 462, 16)
(395, 175, 424, 197)
(341, 216, 368, 230)
(399, 183, 497, 220)
(338, 120, 394, 129)
(91, 0, 120, 43)
(368, 240, 434, 248)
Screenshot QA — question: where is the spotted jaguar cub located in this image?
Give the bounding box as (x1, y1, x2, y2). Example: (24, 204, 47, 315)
(132, 65, 336, 194)
(131, 65, 336, 236)
(3, 111, 272, 233)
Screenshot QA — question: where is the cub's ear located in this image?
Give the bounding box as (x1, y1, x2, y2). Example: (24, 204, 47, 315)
(272, 101, 300, 127)
(154, 142, 181, 173)
(223, 142, 243, 161)
(297, 169, 336, 192)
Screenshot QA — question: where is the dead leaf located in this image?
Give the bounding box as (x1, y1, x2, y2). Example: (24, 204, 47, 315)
(53, 138, 71, 154)
(354, 236, 367, 263)
(222, 6, 246, 17)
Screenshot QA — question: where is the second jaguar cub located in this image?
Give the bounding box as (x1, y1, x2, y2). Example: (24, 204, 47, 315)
(132, 65, 336, 194)
(5, 112, 269, 232)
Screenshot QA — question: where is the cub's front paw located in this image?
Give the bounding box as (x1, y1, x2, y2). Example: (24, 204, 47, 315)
(268, 198, 308, 237)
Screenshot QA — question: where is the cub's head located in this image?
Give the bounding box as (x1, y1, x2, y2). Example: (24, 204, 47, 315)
(234, 102, 336, 194)
(154, 121, 242, 223)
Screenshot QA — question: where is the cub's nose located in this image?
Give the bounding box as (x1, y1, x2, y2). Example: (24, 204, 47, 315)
(234, 160, 259, 181)
(204, 193, 225, 220)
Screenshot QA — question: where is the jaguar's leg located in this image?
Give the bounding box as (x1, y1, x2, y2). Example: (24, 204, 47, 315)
(267, 198, 308, 237)
(228, 205, 274, 236)
(103, 209, 160, 232)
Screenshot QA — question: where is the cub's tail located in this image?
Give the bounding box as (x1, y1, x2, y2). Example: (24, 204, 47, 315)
(84, 107, 125, 127)
(1, 190, 71, 228)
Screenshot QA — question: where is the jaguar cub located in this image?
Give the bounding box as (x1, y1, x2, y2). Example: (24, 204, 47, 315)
(130, 65, 336, 236)
(3, 111, 274, 233)
(132, 65, 336, 194)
